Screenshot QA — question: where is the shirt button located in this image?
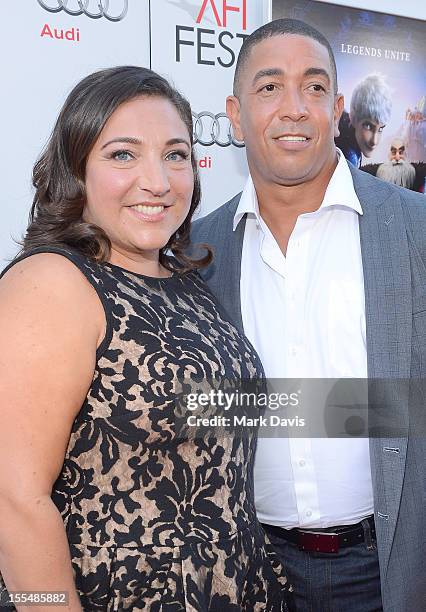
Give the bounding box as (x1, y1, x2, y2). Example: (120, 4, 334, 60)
(299, 459, 306, 467)
(306, 510, 312, 518)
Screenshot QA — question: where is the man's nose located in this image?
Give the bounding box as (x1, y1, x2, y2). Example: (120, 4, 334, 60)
(136, 160, 170, 197)
(278, 88, 308, 122)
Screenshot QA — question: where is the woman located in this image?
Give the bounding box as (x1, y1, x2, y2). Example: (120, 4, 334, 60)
(0, 67, 291, 610)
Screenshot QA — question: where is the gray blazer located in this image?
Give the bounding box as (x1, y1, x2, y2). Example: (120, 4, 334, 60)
(191, 165, 426, 612)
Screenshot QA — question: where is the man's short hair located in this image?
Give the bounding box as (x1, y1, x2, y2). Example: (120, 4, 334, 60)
(349, 74, 392, 126)
(233, 18, 338, 97)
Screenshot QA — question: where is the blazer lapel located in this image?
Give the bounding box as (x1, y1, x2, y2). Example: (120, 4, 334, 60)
(351, 164, 411, 575)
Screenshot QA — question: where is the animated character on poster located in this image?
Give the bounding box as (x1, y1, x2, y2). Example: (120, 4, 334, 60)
(376, 138, 416, 189)
(335, 74, 392, 167)
(402, 96, 426, 163)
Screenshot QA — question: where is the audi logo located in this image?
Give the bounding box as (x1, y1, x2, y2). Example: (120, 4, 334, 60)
(37, 0, 128, 22)
(192, 112, 245, 148)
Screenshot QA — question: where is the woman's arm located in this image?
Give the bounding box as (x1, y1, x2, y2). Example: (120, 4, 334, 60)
(0, 253, 105, 611)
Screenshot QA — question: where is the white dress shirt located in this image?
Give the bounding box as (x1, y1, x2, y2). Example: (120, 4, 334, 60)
(234, 153, 374, 528)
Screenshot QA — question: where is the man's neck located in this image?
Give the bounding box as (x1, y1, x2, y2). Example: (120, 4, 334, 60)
(251, 153, 338, 255)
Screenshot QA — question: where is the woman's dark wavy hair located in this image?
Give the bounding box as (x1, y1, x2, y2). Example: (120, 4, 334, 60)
(21, 65, 212, 273)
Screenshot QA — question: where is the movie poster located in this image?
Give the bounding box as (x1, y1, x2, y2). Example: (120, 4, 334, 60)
(272, 0, 426, 192)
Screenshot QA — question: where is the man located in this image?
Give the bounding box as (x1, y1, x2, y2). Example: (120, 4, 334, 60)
(376, 138, 416, 189)
(191, 18, 426, 612)
(335, 74, 392, 167)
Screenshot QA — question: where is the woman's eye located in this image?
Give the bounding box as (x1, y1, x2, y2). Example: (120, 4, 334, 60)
(166, 150, 189, 162)
(111, 150, 133, 161)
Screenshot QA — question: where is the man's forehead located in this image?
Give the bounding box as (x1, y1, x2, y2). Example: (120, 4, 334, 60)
(246, 34, 330, 70)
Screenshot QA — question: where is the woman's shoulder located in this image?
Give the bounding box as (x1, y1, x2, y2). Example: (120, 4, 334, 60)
(0, 248, 103, 315)
(0, 248, 106, 352)
(2, 249, 89, 289)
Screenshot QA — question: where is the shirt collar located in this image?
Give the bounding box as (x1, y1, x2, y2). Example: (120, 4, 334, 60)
(233, 174, 259, 231)
(233, 148, 363, 232)
(320, 149, 363, 215)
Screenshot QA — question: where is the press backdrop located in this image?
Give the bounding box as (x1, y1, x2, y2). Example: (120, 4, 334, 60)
(0, 0, 268, 265)
(0, 1, 423, 265)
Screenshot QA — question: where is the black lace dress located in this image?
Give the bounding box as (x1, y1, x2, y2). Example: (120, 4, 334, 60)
(0, 247, 291, 611)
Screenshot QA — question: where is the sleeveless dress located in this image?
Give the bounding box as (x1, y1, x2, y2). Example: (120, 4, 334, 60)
(0, 246, 291, 611)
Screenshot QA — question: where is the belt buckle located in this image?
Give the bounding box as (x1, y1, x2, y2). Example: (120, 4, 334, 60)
(297, 530, 340, 553)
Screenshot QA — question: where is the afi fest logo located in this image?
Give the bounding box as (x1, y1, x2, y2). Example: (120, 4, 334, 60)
(37, 0, 128, 22)
(176, 0, 248, 68)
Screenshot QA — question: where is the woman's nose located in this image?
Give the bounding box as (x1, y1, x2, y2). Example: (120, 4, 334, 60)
(136, 161, 170, 197)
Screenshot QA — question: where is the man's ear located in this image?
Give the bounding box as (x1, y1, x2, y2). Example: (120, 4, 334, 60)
(333, 93, 344, 138)
(226, 95, 243, 141)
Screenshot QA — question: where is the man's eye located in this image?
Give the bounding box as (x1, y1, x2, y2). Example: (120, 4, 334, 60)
(111, 150, 134, 161)
(308, 84, 326, 93)
(363, 123, 373, 130)
(260, 83, 277, 93)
